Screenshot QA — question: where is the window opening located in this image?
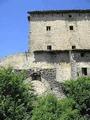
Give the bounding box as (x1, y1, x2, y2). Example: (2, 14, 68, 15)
(47, 45, 52, 50)
(81, 52, 85, 57)
(72, 45, 76, 49)
(69, 26, 73, 30)
(82, 68, 87, 76)
(31, 73, 41, 81)
(46, 26, 51, 31)
(69, 15, 72, 18)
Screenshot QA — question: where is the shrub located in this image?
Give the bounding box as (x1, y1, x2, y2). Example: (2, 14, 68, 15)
(0, 67, 35, 120)
(31, 94, 81, 120)
(62, 77, 90, 118)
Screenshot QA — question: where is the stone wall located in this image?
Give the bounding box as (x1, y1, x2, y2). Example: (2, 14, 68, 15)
(34, 51, 70, 63)
(30, 12, 90, 52)
(34, 51, 71, 82)
(70, 51, 90, 79)
(27, 68, 65, 98)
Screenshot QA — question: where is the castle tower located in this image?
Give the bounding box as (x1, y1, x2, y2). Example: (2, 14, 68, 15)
(28, 10, 90, 81)
(28, 10, 90, 53)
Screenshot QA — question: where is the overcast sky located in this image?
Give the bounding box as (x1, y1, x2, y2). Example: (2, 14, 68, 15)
(0, 0, 90, 57)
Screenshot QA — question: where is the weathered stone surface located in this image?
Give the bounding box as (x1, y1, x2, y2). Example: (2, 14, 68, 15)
(30, 11, 90, 52)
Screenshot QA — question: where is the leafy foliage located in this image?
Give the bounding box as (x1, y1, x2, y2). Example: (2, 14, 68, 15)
(31, 94, 81, 120)
(0, 67, 90, 120)
(62, 77, 90, 118)
(0, 67, 35, 120)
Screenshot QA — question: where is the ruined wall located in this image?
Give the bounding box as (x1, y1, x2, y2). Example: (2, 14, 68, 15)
(28, 68, 65, 98)
(30, 12, 90, 52)
(0, 53, 35, 69)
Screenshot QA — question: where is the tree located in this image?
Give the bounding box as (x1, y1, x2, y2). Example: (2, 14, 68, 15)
(0, 67, 35, 120)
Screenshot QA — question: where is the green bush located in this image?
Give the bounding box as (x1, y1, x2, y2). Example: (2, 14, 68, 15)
(62, 77, 90, 118)
(31, 94, 81, 120)
(0, 67, 35, 120)
(0, 67, 90, 120)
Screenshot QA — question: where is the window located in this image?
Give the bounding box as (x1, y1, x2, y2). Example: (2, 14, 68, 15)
(82, 68, 87, 76)
(69, 26, 73, 30)
(72, 45, 76, 49)
(47, 45, 52, 50)
(31, 73, 41, 81)
(81, 52, 85, 57)
(69, 15, 72, 18)
(46, 26, 51, 31)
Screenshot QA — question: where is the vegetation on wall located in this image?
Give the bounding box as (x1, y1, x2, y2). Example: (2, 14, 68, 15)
(0, 68, 90, 120)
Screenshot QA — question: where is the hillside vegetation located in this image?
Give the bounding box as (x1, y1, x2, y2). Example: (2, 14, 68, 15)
(0, 68, 90, 120)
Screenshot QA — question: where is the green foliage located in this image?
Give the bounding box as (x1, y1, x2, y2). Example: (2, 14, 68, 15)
(0, 67, 35, 120)
(31, 94, 81, 120)
(62, 77, 90, 118)
(0, 67, 90, 120)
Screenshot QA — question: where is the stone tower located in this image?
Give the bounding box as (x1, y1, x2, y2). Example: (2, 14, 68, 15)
(28, 10, 90, 52)
(27, 10, 90, 81)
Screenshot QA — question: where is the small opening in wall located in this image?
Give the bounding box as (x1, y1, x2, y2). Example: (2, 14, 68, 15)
(82, 68, 87, 76)
(69, 26, 73, 30)
(47, 45, 52, 50)
(69, 15, 72, 18)
(72, 45, 76, 49)
(46, 26, 51, 31)
(31, 73, 41, 81)
(81, 52, 85, 57)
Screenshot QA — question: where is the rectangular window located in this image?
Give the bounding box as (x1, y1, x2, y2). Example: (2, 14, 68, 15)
(81, 52, 85, 57)
(46, 26, 51, 31)
(72, 45, 76, 49)
(69, 15, 72, 18)
(47, 45, 52, 50)
(82, 68, 87, 76)
(69, 26, 73, 30)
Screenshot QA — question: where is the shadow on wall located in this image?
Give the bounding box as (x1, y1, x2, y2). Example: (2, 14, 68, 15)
(73, 51, 90, 62)
(34, 51, 70, 63)
(30, 13, 90, 22)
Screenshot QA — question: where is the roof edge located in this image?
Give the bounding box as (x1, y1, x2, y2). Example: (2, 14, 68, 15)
(27, 9, 90, 14)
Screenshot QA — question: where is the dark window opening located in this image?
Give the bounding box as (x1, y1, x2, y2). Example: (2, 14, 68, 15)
(77, 72, 79, 76)
(47, 45, 52, 50)
(81, 52, 85, 57)
(82, 68, 87, 76)
(31, 73, 41, 81)
(46, 26, 51, 31)
(72, 45, 76, 49)
(69, 15, 72, 18)
(69, 26, 73, 30)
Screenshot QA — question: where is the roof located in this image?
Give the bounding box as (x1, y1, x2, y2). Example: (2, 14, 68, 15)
(28, 9, 90, 14)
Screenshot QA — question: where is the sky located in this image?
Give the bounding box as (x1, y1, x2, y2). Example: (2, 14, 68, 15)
(0, 0, 90, 57)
